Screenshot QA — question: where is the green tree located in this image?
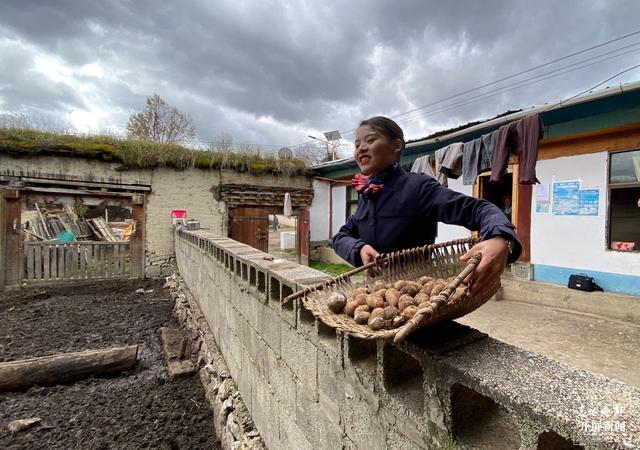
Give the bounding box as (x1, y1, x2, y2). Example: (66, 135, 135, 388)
(126, 94, 196, 144)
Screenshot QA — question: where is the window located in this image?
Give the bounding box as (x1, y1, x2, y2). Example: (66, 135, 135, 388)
(346, 186, 359, 218)
(608, 149, 640, 251)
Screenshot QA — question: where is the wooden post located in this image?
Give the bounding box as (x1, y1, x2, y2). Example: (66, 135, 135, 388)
(129, 198, 145, 278)
(2, 190, 23, 287)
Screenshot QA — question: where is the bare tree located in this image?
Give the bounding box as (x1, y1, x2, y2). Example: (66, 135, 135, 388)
(126, 94, 196, 144)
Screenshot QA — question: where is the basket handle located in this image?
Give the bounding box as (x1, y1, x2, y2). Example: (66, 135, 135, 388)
(393, 252, 482, 343)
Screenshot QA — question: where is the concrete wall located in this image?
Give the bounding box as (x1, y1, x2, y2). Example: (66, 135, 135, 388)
(175, 228, 639, 450)
(531, 152, 640, 295)
(0, 154, 310, 277)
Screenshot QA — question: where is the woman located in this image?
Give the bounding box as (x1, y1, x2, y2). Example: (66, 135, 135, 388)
(332, 117, 521, 296)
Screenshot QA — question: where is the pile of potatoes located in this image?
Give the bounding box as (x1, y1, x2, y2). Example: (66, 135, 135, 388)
(326, 275, 468, 331)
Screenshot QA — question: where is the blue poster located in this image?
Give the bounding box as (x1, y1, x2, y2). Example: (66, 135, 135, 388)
(552, 181, 580, 215)
(578, 189, 599, 216)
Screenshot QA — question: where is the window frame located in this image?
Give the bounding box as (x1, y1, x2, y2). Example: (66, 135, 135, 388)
(345, 186, 359, 219)
(606, 148, 640, 253)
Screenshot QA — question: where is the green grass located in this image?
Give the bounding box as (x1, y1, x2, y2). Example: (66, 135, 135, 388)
(309, 260, 352, 276)
(0, 127, 309, 176)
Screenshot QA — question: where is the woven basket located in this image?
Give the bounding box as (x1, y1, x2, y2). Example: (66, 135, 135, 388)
(283, 237, 500, 342)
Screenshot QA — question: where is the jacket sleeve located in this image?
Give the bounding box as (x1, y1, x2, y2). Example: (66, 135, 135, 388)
(418, 177, 522, 263)
(331, 213, 366, 267)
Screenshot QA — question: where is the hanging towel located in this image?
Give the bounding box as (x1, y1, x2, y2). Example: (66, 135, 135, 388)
(439, 142, 464, 180)
(410, 155, 436, 178)
(283, 192, 292, 218)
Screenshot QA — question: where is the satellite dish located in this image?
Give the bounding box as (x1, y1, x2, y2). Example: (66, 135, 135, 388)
(278, 147, 294, 159)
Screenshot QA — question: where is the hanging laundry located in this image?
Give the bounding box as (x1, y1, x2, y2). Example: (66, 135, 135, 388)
(462, 138, 483, 185)
(410, 155, 436, 178)
(479, 130, 499, 175)
(438, 142, 464, 187)
(490, 113, 544, 184)
(435, 146, 449, 186)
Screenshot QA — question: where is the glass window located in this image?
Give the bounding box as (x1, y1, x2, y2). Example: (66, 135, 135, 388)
(609, 149, 640, 252)
(346, 186, 359, 218)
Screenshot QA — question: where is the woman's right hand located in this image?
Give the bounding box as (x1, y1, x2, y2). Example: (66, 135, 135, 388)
(359, 244, 380, 265)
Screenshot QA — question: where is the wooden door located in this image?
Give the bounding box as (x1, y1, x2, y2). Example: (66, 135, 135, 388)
(229, 207, 269, 252)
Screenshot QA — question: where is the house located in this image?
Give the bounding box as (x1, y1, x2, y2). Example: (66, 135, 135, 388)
(310, 81, 640, 296)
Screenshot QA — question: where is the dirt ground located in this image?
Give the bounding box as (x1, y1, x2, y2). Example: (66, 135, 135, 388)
(0, 279, 220, 450)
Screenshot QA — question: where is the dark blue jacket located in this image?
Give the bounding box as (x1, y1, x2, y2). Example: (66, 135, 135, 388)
(332, 165, 521, 266)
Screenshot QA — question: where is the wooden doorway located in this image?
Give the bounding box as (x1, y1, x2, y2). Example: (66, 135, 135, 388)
(229, 207, 269, 252)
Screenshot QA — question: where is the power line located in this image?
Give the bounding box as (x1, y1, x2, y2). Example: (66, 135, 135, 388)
(390, 45, 640, 127)
(330, 29, 640, 141)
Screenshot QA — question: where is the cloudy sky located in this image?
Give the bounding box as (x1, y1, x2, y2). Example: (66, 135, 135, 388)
(1, 0, 640, 156)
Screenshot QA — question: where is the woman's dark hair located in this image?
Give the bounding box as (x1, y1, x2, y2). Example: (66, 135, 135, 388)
(359, 116, 406, 158)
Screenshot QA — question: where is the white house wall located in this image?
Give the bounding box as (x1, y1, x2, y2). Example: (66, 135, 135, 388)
(531, 152, 640, 295)
(436, 176, 473, 243)
(331, 185, 347, 239)
(310, 179, 330, 242)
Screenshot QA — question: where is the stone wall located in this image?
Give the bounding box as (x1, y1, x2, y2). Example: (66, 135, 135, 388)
(175, 228, 640, 450)
(0, 154, 310, 277)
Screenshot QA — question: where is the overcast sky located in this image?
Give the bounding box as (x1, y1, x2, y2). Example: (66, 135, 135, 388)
(1, 0, 640, 156)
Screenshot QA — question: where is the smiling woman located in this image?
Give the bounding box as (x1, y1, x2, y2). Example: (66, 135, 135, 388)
(333, 116, 522, 296)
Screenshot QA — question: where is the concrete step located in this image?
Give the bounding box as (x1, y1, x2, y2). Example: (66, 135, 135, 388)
(499, 277, 640, 324)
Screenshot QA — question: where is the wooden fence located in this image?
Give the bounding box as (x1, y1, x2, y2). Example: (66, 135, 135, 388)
(24, 241, 131, 282)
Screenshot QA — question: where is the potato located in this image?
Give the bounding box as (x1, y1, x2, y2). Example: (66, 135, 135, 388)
(430, 282, 446, 297)
(402, 305, 419, 320)
(344, 301, 359, 317)
(383, 305, 399, 320)
(370, 307, 385, 320)
(414, 292, 429, 304)
(354, 287, 369, 296)
(421, 280, 435, 296)
(449, 287, 467, 303)
(400, 284, 419, 297)
(418, 276, 434, 286)
(398, 295, 417, 312)
(417, 301, 431, 311)
(327, 292, 347, 313)
(354, 311, 370, 324)
(393, 280, 407, 290)
(373, 280, 386, 292)
(366, 294, 385, 309)
(391, 315, 406, 328)
(384, 288, 400, 307)
(368, 316, 385, 330)
(354, 293, 368, 306)
(355, 304, 371, 314)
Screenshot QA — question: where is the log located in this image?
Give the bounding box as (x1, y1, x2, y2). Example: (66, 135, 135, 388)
(0, 345, 138, 392)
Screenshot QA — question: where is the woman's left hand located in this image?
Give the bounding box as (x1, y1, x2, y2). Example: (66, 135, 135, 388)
(459, 237, 510, 296)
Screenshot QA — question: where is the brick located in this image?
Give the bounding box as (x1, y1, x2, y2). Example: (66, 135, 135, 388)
(257, 305, 281, 356)
(281, 324, 317, 400)
(278, 409, 313, 450)
(266, 348, 297, 416)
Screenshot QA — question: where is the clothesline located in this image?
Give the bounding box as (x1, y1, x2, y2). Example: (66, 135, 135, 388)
(411, 112, 544, 186)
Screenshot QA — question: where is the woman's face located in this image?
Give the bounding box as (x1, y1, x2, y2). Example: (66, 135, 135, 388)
(354, 125, 402, 175)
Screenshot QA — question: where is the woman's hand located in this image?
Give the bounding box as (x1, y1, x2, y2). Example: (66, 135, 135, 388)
(359, 244, 380, 265)
(459, 237, 510, 296)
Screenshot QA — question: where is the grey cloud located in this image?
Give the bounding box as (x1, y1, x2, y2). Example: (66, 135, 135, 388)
(1, 0, 639, 146)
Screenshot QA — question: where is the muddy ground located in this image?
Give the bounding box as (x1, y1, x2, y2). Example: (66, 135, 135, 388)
(0, 279, 220, 450)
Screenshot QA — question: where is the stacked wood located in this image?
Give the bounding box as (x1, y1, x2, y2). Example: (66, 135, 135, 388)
(22, 203, 134, 242)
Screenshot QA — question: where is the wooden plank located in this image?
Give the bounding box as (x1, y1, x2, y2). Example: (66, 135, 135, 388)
(98, 245, 105, 278)
(34, 244, 42, 280)
(43, 244, 50, 280)
(58, 245, 65, 279)
(26, 245, 34, 281)
(115, 244, 122, 275)
(51, 245, 58, 279)
(79, 244, 86, 279)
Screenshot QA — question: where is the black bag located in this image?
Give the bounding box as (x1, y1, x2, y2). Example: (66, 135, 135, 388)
(568, 273, 603, 292)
